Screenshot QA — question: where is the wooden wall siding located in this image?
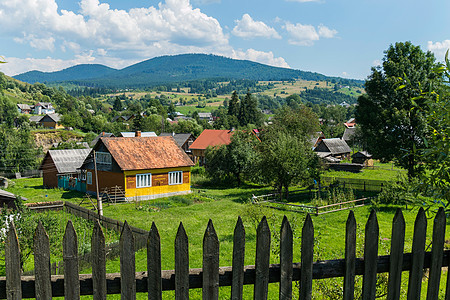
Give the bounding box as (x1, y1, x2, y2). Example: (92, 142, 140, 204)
(2, 208, 450, 299)
(42, 156, 58, 188)
(86, 170, 124, 193)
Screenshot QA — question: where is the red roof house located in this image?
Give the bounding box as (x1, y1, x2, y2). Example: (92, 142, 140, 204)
(189, 129, 234, 165)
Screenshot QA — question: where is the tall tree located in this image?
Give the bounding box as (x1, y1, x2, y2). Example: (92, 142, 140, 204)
(238, 91, 262, 126)
(356, 41, 440, 178)
(113, 97, 123, 111)
(228, 91, 239, 117)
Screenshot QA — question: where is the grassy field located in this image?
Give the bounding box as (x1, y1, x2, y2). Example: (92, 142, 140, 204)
(5, 176, 449, 299)
(323, 162, 407, 182)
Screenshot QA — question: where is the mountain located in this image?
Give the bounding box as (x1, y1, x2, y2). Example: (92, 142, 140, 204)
(14, 54, 362, 88)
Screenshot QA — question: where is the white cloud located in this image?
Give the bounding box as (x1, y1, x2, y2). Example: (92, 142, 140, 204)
(231, 49, 290, 68)
(427, 40, 450, 60)
(318, 25, 337, 38)
(284, 22, 337, 46)
(14, 34, 56, 51)
(232, 14, 281, 39)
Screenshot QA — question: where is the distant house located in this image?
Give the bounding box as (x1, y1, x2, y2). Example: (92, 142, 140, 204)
(198, 112, 213, 121)
(189, 129, 234, 165)
(40, 148, 92, 189)
(90, 132, 116, 147)
(112, 115, 135, 123)
(17, 104, 32, 114)
(39, 113, 63, 129)
(29, 115, 43, 125)
(314, 138, 351, 160)
(352, 151, 373, 167)
(80, 136, 194, 201)
(344, 118, 356, 128)
(160, 133, 196, 160)
(310, 132, 326, 149)
(342, 127, 356, 144)
(120, 131, 157, 137)
(34, 102, 55, 115)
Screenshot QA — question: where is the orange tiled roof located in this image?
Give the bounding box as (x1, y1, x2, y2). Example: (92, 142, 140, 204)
(100, 136, 194, 171)
(189, 129, 234, 150)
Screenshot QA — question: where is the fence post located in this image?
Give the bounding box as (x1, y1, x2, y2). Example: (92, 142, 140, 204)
(343, 211, 356, 300)
(300, 214, 314, 300)
(202, 219, 219, 300)
(362, 210, 379, 299)
(6, 221, 22, 300)
(254, 216, 271, 300)
(120, 221, 136, 300)
(34, 221, 52, 299)
(407, 208, 426, 299)
(426, 207, 446, 300)
(148, 222, 162, 300)
(231, 217, 245, 300)
(92, 220, 107, 300)
(63, 220, 80, 299)
(387, 209, 405, 300)
(279, 216, 293, 300)
(175, 222, 189, 300)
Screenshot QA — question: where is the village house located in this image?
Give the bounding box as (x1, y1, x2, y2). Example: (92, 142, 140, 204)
(189, 129, 234, 165)
(314, 138, 352, 160)
(198, 112, 213, 122)
(310, 131, 326, 149)
(80, 136, 194, 201)
(39, 113, 63, 129)
(160, 132, 196, 160)
(34, 102, 55, 115)
(90, 132, 116, 147)
(40, 148, 92, 190)
(17, 104, 32, 114)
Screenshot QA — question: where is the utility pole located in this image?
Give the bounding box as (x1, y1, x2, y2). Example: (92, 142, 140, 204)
(93, 150, 103, 216)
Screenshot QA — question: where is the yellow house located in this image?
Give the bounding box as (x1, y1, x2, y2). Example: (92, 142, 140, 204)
(80, 135, 194, 201)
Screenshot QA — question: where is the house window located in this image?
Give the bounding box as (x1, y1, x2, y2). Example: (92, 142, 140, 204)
(136, 173, 152, 188)
(87, 172, 92, 185)
(96, 152, 112, 165)
(169, 171, 183, 185)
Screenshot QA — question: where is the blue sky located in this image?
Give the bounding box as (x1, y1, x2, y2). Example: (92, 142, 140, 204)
(1, 0, 449, 79)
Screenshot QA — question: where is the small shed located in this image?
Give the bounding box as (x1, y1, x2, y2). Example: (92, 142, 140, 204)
(0, 189, 27, 209)
(352, 151, 373, 167)
(314, 138, 351, 160)
(39, 113, 63, 129)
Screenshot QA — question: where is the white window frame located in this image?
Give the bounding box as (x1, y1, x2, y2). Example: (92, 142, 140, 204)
(87, 172, 92, 185)
(168, 171, 183, 185)
(96, 152, 112, 165)
(136, 173, 152, 188)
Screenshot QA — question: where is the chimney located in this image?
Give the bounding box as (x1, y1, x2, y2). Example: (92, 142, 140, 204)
(136, 131, 141, 137)
(102, 131, 105, 136)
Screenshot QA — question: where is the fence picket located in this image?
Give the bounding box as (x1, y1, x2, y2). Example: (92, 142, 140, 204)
(148, 222, 162, 300)
(343, 210, 356, 300)
(63, 220, 80, 299)
(202, 219, 219, 300)
(279, 216, 293, 300)
(300, 214, 314, 300)
(6, 222, 21, 300)
(254, 216, 271, 300)
(175, 222, 189, 300)
(362, 210, 379, 300)
(120, 221, 136, 300)
(426, 207, 446, 300)
(231, 216, 245, 300)
(92, 220, 106, 300)
(387, 209, 405, 300)
(407, 208, 426, 300)
(34, 221, 51, 299)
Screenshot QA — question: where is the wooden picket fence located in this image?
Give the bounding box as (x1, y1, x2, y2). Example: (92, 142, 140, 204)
(1, 207, 449, 299)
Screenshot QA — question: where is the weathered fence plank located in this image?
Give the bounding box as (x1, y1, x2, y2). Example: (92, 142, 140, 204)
(34, 221, 52, 299)
(300, 214, 314, 300)
(120, 221, 136, 300)
(362, 209, 379, 300)
(148, 222, 162, 300)
(426, 207, 446, 300)
(279, 216, 293, 300)
(254, 216, 271, 300)
(63, 220, 80, 299)
(6, 222, 21, 300)
(92, 220, 106, 300)
(407, 207, 426, 300)
(343, 210, 356, 300)
(231, 216, 245, 300)
(202, 219, 219, 300)
(387, 209, 405, 300)
(175, 222, 189, 300)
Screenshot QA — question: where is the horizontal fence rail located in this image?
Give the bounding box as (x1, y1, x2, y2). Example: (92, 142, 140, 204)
(1, 207, 449, 299)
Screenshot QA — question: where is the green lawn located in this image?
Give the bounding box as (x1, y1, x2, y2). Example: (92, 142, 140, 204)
(5, 177, 449, 299)
(323, 162, 407, 182)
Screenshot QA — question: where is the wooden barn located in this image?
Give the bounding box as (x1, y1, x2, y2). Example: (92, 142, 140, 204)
(40, 149, 92, 189)
(80, 136, 194, 201)
(314, 138, 352, 160)
(352, 151, 374, 167)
